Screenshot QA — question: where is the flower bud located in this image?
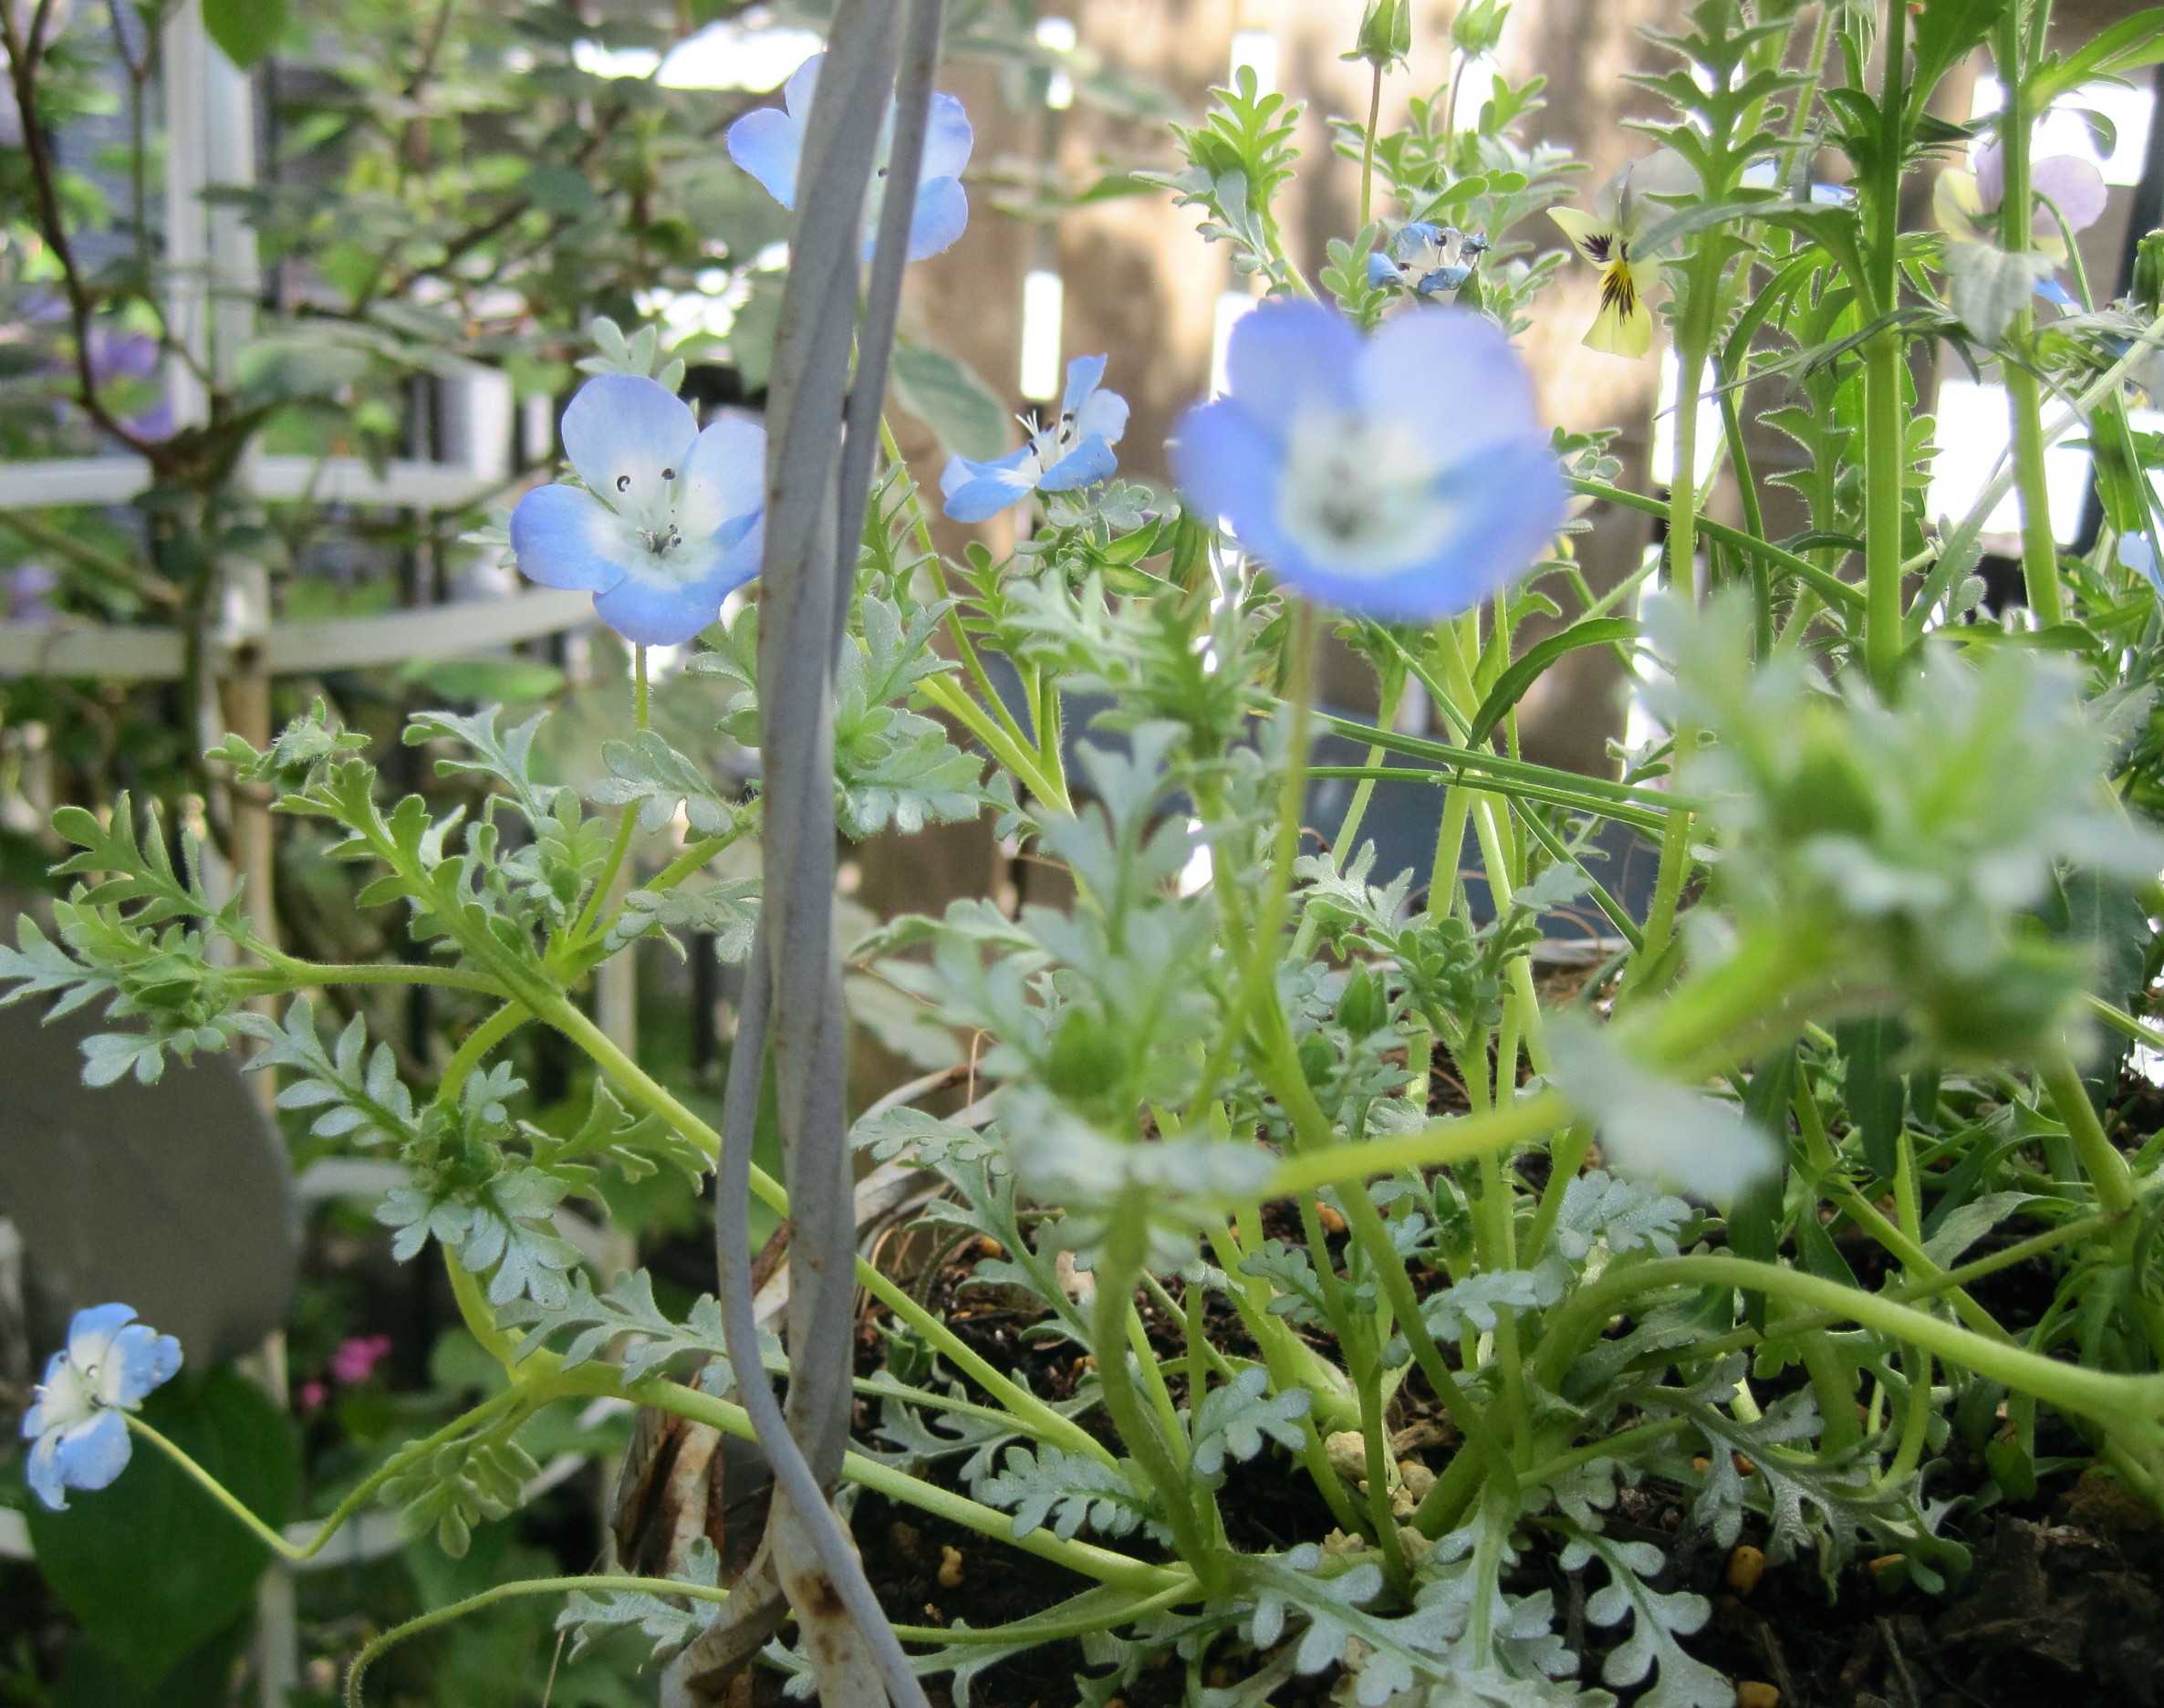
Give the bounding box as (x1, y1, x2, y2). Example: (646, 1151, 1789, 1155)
(1346, 0, 1411, 69)
(2134, 229, 2164, 314)
(1337, 967, 1389, 1037)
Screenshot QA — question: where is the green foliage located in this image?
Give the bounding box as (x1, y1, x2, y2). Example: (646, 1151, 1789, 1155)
(27, 1370, 297, 1687)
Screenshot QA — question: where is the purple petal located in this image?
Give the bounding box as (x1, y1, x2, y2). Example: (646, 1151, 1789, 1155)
(1974, 141, 2006, 211)
(2033, 153, 2107, 234)
(1225, 300, 1362, 420)
(559, 374, 698, 508)
(727, 106, 803, 211)
(510, 484, 636, 594)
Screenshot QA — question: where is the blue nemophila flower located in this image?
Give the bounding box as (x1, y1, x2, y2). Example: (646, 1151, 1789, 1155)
(509, 375, 765, 647)
(726, 53, 973, 261)
(1170, 301, 1566, 620)
(22, 1304, 181, 1511)
(940, 354, 1129, 523)
(1367, 222, 1487, 299)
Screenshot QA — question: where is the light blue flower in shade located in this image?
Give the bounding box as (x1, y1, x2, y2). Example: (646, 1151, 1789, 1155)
(940, 354, 1129, 523)
(509, 375, 765, 647)
(22, 1303, 182, 1511)
(726, 53, 973, 261)
(2121, 534, 2163, 599)
(1170, 301, 1567, 620)
(1366, 222, 1487, 298)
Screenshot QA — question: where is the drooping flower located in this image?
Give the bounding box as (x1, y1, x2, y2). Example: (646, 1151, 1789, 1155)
(1935, 139, 2107, 262)
(940, 354, 1129, 523)
(726, 53, 973, 262)
(22, 1304, 182, 1511)
(1548, 147, 1697, 359)
(509, 374, 765, 647)
(1170, 300, 1567, 620)
(1367, 222, 1488, 300)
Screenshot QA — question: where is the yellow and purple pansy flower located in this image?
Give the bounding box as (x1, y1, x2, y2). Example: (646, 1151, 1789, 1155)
(1547, 149, 1697, 359)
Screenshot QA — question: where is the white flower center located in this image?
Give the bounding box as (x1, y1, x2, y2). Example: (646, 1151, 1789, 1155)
(1275, 411, 1458, 578)
(36, 1353, 99, 1432)
(1004, 411, 1081, 489)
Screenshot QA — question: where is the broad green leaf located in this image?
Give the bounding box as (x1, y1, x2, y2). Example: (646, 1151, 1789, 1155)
(203, 0, 288, 67)
(889, 338, 1011, 463)
(28, 1370, 297, 1687)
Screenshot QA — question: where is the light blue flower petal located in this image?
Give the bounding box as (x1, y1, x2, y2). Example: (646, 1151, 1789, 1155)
(2034, 276, 2076, 308)
(26, 1429, 68, 1510)
(1415, 266, 1471, 295)
(1074, 387, 1129, 446)
(510, 484, 636, 594)
(590, 534, 754, 646)
(51, 1409, 131, 1495)
(1391, 221, 1441, 261)
(1357, 307, 1540, 458)
(920, 91, 973, 183)
(727, 107, 803, 211)
(676, 415, 765, 541)
(782, 53, 823, 120)
(1367, 251, 1397, 288)
(108, 1323, 182, 1407)
(1226, 301, 1362, 421)
(560, 374, 698, 506)
(940, 444, 1035, 501)
(903, 177, 970, 260)
(1170, 397, 1285, 526)
(1060, 354, 1108, 417)
(2121, 534, 2161, 595)
(68, 1304, 136, 1352)
(1037, 434, 1117, 492)
(1283, 438, 1566, 620)
(942, 476, 1031, 523)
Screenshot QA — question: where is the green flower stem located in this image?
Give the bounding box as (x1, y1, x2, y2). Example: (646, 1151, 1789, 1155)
(1255, 1014, 1518, 1491)
(879, 413, 1048, 768)
(1567, 477, 1865, 618)
(446, 1247, 540, 1372)
(241, 959, 504, 997)
(2039, 1050, 2164, 1360)
(1862, 0, 1911, 691)
(1518, 1417, 1694, 1493)
(1305, 766, 1664, 839)
(343, 1570, 1200, 1708)
(1823, 1171, 2008, 1344)
(1306, 706, 1693, 819)
(919, 672, 1073, 813)
(1359, 62, 1382, 231)
(1123, 1287, 1189, 1464)
(2087, 995, 2164, 1053)
(617, 1373, 1184, 1592)
(1290, 676, 1405, 963)
(1534, 1253, 2164, 1439)
(566, 645, 652, 953)
(431, 1000, 530, 1112)
(1620, 789, 1693, 1005)
(1089, 1226, 1223, 1591)
(1202, 1219, 1369, 1527)
(1924, 306, 2164, 590)
(567, 826, 753, 983)
(528, 987, 1109, 1466)
(126, 1381, 533, 1567)
(1992, 22, 2064, 629)
(2040, 1051, 2136, 1215)
(1264, 1087, 1573, 1200)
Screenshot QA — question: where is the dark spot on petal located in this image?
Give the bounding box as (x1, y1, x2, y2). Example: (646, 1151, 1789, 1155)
(1581, 231, 1613, 264)
(616, 474, 632, 493)
(876, 166, 890, 178)
(661, 466, 675, 481)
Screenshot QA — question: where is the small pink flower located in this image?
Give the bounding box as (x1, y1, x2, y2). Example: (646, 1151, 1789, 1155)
(297, 1380, 328, 1412)
(328, 1334, 392, 1386)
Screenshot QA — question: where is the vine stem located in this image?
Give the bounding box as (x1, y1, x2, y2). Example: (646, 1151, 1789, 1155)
(125, 1381, 533, 1566)
(1862, 0, 1909, 690)
(1993, 10, 2065, 628)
